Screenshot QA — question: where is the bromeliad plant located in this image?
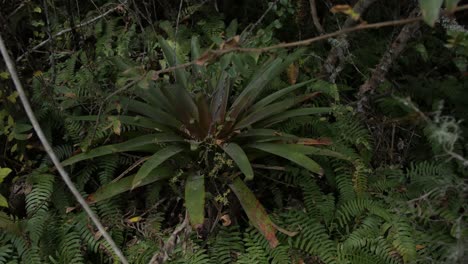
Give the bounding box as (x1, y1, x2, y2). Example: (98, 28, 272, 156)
(61, 37, 347, 247)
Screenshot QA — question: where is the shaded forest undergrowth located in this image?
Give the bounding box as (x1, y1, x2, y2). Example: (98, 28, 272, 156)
(0, 0, 467, 263)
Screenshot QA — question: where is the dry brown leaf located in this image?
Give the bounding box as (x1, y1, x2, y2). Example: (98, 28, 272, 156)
(287, 63, 299, 85)
(220, 35, 240, 50)
(416, 244, 426, 250)
(297, 137, 332, 145)
(330, 4, 352, 13)
(65, 206, 77, 214)
(220, 214, 231, 226)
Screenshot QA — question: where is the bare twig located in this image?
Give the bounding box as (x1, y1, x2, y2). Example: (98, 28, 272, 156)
(16, 0, 128, 62)
(149, 213, 190, 264)
(241, 0, 280, 42)
(358, 8, 421, 97)
(152, 4, 468, 70)
(7, 1, 28, 19)
(0, 34, 129, 264)
(111, 156, 150, 183)
(320, 0, 379, 82)
(42, 0, 56, 81)
(309, 0, 324, 34)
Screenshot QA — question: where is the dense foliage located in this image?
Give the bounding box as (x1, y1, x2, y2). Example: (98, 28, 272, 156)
(0, 0, 467, 263)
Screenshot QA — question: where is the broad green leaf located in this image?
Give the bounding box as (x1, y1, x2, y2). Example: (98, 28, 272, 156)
(185, 172, 205, 227)
(229, 177, 279, 248)
(419, 0, 444, 26)
(87, 167, 171, 204)
(132, 146, 184, 188)
(0, 167, 12, 184)
(158, 37, 188, 88)
(0, 194, 8, 208)
(249, 143, 323, 174)
(226, 19, 238, 38)
(445, 0, 460, 11)
(0, 72, 10, 80)
(61, 134, 183, 166)
(250, 80, 314, 111)
(222, 143, 254, 180)
(257, 107, 332, 127)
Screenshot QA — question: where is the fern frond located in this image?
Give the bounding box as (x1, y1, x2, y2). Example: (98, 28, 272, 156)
(26, 174, 55, 216)
(283, 211, 336, 264)
(208, 226, 244, 264)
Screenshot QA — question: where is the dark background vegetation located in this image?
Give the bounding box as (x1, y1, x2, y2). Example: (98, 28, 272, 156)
(0, 0, 467, 263)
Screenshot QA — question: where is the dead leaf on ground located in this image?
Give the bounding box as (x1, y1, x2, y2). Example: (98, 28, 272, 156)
(221, 214, 231, 226)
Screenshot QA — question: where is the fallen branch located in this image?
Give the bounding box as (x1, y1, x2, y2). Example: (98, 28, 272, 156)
(16, 0, 128, 62)
(149, 214, 190, 264)
(309, 0, 324, 34)
(358, 8, 421, 96)
(0, 34, 129, 264)
(320, 0, 379, 82)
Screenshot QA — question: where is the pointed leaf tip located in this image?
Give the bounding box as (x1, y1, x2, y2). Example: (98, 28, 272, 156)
(229, 177, 279, 248)
(222, 143, 254, 180)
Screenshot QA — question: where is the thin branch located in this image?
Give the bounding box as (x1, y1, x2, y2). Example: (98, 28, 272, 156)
(7, 1, 28, 19)
(0, 34, 129, 264)
(320, 0, 379, 81)
(152, 4, 468, 71)
(241, 0, 279, 42)
(16, 0, 128, 62)
(309, 0, 324, 34)
(358, 8, 421, 96)
(42, 0, 56, 81)
(149, 213, 190, 264)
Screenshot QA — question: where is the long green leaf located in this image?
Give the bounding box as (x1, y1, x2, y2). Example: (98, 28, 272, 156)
(158, 37, 188, 88)
(191, 36, 205, 76)
(229, 177, 279, 248)
(235, 129, 298, 139)
(185, 172, 205, 227)
(132, 145, 184, 188)
(136, 85, 173, 113)
(228, 50, 305, 120)
(257, 107, 332, 127)
(161, 84, 199, 128)
(250, 80, 314, 111)
(210, 71, 230, 125)
(196, 93, 211, 137)
(249, 143, 323, 174)
(87, 167, 171, 204)
(69, 115, 168, 131)
(222, 143, 254, 180)
(251, 143, 349, 160)
(228, 57, 283, 120)
(119, 97, 182, 128)
(61, 134, 183, 166)
(235, 93, 317, 130)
